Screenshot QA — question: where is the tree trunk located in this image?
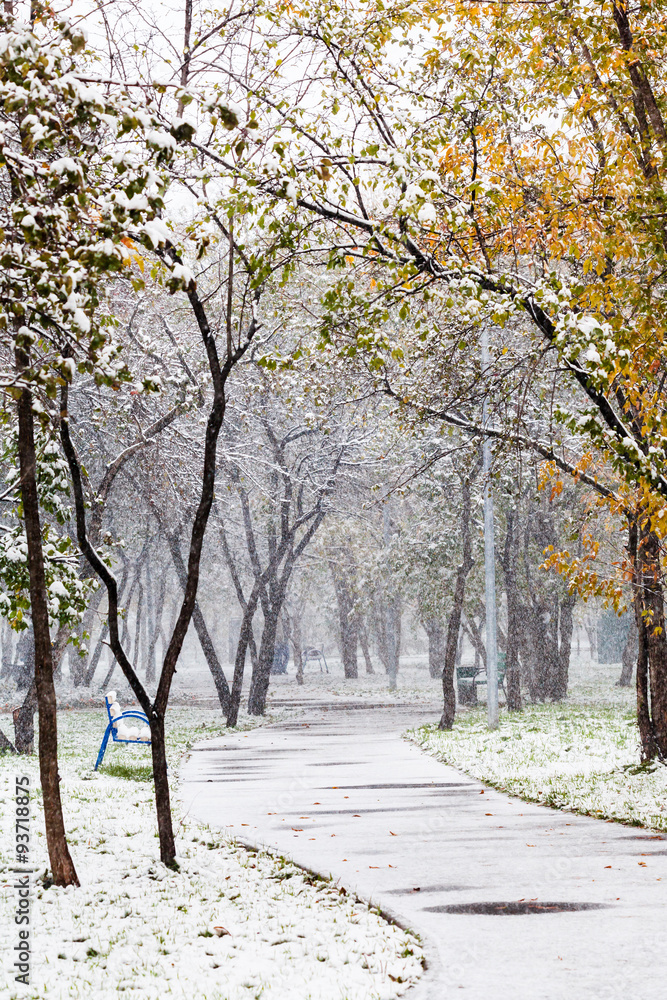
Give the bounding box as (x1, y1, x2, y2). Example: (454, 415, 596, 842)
(377, 592, 400, 688)
(70, 585, 105, 686)
(133, 578, 144, 673)
(226, 588, 260, 727)
(630, 519, 655, 759)
(293, 615, 304, 685)
(165, 529, 230, 713)
(617, 618, 637, 687)
(13, 625, 34, 689)
(439, 472, 474, 730)
(13, 626, 69, 754)
(359, 620, 374, 674)
(553, 594, 575, 702)
(13, 683, 36, 753)
(636, 525, 667, 758)
(0, 619, 14, 678)
(283, 606, 304, 685)
(329, 557, 358, 679)
(248, 601, 282, 715)
(17, 366, 78, 886)
(86, 623, 109, 687)
(584, 617, 598, 660)
(501, 511, 522, 712)
(191, 602, 232, 714)
(149, 712, 174, 865)
(424, 618, 445, 679)
(146, 568, 167, 685)
(61, 245, 255, 868)
(101, 564, 142, 690)
(0, 727, 16, 753)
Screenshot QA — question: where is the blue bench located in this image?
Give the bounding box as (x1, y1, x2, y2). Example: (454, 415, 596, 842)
(95, 691, 151, 770)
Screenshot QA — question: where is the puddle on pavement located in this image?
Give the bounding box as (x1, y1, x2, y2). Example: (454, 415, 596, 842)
(386, 884, 474, 895)
(618, 834, 666, 841)
(424, 901, 607, 915)
(328, 782, 471, 790)
(308, 761, 369, 766)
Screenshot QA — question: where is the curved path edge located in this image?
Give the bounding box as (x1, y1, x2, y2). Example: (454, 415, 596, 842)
(180, 703, 667, 1000)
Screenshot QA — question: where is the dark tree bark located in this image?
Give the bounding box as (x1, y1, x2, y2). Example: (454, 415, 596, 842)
(634, 523, 667, 759)
(132, 577, 145, 674)
(87, 623, 109, 686)
(221, 527, 261, 726)
(17, 355, 79, 886)
(146, 566, 167, 686)
(553, 594, 576, 701)
(372, 590, 401, 681)
(86, 563, 130, 687)
(0, 619, 14, 678)
(0, 727, 16, 753)
(501, 510, 523, 712)
(617, 618, 637, 687)
(329, 552, 358, 679)
(226, 587, 261, 727)
(101, 559, 143, 691)
(583, 617, 598, 661)
(439, 469, 474, 730)
(13, 684, 37, 754)
(358, 620, 374, 674)
(13, 625, 34, 689)
(164, 526, 230, 713)
(249, 599, 284, 712)
(13, 626, 69, 754)
(69, 585, 105, 686)
(630, 519, 656, 760)
(282, 604, 304, 685)
(226, 440, 336, 717)
(423, 618, 445, 680)
(61, 244, 257, 867)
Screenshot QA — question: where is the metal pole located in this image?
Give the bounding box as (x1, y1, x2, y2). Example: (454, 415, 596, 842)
(383, 506, 397, 691)
(481, 324, 499, 730)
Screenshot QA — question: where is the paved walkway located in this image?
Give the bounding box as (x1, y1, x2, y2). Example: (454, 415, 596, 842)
(179, 705, 667, 999)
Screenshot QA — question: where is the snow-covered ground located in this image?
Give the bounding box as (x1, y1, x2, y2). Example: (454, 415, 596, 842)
(0, 706, 423, 1000)
(409, 657, 667, 831)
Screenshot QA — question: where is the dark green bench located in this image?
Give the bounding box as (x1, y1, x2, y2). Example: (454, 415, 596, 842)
(456, 653, 507, 706)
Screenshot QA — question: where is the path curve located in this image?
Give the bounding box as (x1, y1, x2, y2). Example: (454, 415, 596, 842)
(179, 704, 667, 999)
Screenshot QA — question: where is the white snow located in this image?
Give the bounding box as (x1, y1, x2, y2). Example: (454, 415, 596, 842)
(0, 707, 423, 1000)
(408, 673, 667, 831)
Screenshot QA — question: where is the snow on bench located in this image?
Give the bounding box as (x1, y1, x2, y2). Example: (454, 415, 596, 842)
(95, 691, 151, 770)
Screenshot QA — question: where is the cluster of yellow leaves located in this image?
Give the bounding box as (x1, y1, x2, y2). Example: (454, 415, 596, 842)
(541, 533, 629, 613)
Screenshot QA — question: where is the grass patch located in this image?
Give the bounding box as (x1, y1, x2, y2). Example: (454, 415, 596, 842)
(102, 760, 155, 782)
(408, 701, 667, 831)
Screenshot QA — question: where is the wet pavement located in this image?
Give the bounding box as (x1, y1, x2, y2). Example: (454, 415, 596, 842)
(179, 704, 667, 999)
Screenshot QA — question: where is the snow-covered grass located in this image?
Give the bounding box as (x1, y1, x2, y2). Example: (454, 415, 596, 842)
(0, 707, 423, 1000)
(408, 683, 667, 832)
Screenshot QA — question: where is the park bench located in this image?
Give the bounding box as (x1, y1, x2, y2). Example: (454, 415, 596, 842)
(302, 647, 329, 673)
(95, 691, 151, 770)
(456, 654, 507, 707)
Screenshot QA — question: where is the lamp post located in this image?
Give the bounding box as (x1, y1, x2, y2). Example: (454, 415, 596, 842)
(481, 324, 499, 730)
(383, 505, 398, 691)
